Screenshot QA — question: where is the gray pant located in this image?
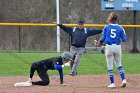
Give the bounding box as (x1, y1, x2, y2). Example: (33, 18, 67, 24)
(70, 46, 85, 74)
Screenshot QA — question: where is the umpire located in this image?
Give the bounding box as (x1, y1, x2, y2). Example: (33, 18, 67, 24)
(28, 51, 72, 86)
(56, 20, 102, 76)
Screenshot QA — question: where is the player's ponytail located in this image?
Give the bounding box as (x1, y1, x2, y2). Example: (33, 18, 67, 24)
(107, 12, 118, 23)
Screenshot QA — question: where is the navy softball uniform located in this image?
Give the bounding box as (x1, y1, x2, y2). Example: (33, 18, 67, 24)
(29, 56, 64, 86)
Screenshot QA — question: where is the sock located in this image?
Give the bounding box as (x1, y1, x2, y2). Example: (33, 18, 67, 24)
(118, 66, 125, 80)
(108, 69, 114, 84)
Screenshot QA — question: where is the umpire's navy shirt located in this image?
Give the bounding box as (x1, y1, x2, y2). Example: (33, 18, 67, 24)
(59, 24, 102, 47)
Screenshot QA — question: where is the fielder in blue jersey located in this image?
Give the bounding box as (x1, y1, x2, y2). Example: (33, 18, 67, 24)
(96, 12, 127, 88)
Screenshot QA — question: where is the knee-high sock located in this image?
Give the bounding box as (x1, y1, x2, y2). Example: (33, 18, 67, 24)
(108, 69, 114, 84)
(118, 66, 125, 80)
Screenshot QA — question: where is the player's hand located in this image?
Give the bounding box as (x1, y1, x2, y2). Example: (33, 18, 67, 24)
(64, 61, 70, 67)
(26, 78, 32, 83)
(53, 22, 61, 26)
(94, 40, 101, 47)
(53, 22, 58, 26)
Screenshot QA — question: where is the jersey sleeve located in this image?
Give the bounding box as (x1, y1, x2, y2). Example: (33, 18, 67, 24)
(54, 64, 63, 70)
(100, 26, 107, 42)
(58, 69, 64, 84)
(87, 28, 102, 36)
(59, 24, 73, 35)
(120, 26, 126, 42)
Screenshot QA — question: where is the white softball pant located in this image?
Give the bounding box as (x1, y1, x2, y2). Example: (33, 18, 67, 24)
(105, 44, 122, 70)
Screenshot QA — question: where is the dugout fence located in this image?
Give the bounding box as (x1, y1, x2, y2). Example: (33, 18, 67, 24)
(0, 23, 140, 53)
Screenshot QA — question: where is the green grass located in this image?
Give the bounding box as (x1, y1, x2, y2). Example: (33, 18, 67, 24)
(0, 50, 56, 53)
(0, 52, 140, 76)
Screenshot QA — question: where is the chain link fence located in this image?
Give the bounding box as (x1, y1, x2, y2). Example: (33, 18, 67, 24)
(0, 26, 140, 53)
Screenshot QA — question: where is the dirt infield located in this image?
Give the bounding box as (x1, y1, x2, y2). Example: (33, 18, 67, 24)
(0, 74, 140, 93)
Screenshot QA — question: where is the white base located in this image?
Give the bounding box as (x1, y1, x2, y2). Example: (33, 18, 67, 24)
(14, 81, 32, 87)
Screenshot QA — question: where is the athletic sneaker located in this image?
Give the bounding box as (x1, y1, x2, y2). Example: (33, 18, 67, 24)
(107, 83, 115, 88)
(69, 72, 77, 76)
(121, 79, 126, 87)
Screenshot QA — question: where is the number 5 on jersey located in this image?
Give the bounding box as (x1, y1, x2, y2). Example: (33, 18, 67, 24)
(110, 29, 116, 38)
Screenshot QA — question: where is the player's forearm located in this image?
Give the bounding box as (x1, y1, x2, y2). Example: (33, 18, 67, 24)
(58, 24, 67, 30)
(58, 69, 64, 84)
(58, 24, 73, 34)
(122, 37, 126, 42)
(99, 39, 104, 44)
(87, 29, 102, 36)
(29, 64, 36, 79)
(30, 70, 35, 79)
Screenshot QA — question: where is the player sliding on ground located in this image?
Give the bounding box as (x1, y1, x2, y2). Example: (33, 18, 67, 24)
(14, 51, 72, 87)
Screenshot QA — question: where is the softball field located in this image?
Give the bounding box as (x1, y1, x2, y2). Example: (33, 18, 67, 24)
(0, 74, 139, 93)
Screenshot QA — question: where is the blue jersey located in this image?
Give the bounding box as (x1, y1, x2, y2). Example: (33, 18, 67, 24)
(101, 22, 126, 45)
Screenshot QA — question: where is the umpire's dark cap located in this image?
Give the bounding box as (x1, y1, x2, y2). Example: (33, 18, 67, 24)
(78, 20, 84, 24)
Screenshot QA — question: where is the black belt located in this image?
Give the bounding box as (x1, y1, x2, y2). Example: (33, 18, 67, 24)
(72, 45, 84, 48)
